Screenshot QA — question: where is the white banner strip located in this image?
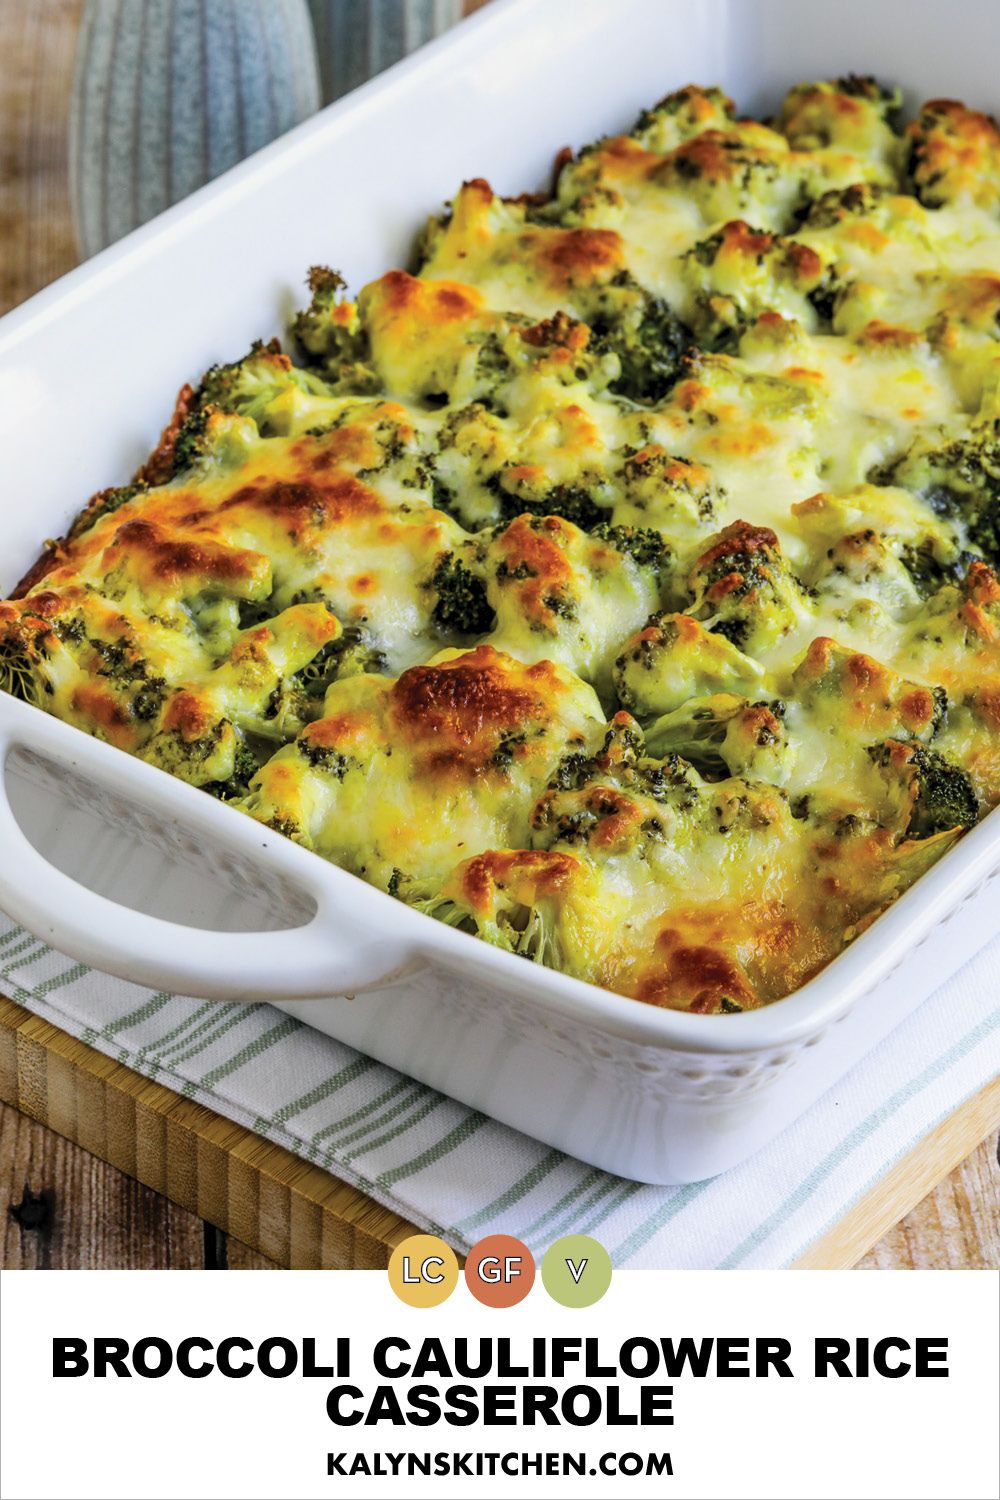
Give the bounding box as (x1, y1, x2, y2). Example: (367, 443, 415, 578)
(0, 1269, 996, 1500)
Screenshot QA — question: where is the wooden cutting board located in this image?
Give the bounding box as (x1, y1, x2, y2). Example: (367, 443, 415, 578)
(1, 993, 997, 1269)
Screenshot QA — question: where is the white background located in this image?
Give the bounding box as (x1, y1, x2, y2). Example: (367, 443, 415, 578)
(0, 1269, 996, 1500)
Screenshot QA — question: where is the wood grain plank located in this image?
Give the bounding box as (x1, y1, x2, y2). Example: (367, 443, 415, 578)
(226, 1236, 281, 1270)
(0, 1101, 205, 1269)
(855, 1130, 1000, 1269)
(796, 1078, 1000, 1269)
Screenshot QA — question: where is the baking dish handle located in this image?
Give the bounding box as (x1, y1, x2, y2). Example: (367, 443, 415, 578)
(0, 719, 415, 1001)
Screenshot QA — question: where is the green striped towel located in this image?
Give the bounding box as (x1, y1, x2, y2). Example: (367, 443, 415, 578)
(1, 912, 997, 1267)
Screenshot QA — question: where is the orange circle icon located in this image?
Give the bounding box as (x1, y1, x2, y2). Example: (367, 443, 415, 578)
(464, 1235, 535, 1307)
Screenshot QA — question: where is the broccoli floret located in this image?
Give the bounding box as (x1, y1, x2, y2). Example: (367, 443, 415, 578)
(428, 552, 495, 637)
(531, 764, 697, 855)
(142, 716, 239, 787)
(613, 611, 764, 719)
(590, 277, 693, 405)
(631, 84, 736, 146)
(292, 265, 346, 353)
(531, 712, 718, 867)
(899, 540, 967, 598)
(657, 122, 805, 229)
(613, 445, 721, 541)
(68, 481, 148, 542)
(293, 625, 387, 697)
(291, 265, 379, 391)
(590, 522, 671, 577)
(521, 487, 605, 531)
(874, 423, 1000, 564)
(908, 746, 977, 835)
(293, 635, 345, 699)
(166, 403, 259, 478)
(87, 636, 168, 720)
(201, 739, 261, 802)
(609, 296, 691, 404)
(834, 73, 899, 103)
(775, 77, 901, 179)
(168, 350, 293, 473)
(547, 713, 645, 787)
(483, 516, 663, 698)
(682, 220, 832, 345)
(0, 636, 38, 705)
(790, 639, 947, 750)
(169, 339, 348, 454)
(297, 738, 350, 777)
(196, 338, 286, 414)
(805, 270, 847, 325)
(643, 696, 733, 774)
(170, 405, 213, 474)
(686, 521, 808, 653)
(869, 741, 978, 837)
(490, 474, 607, 530)
(645, 695, 791, 783)
(544, 713, 701, 811)
(169, 378, 261, 474)
(904, 99, 1000, 211)
(2, 608, 170, 720)
(801, 182, 887, 230)
(969, 508, 1000, 564)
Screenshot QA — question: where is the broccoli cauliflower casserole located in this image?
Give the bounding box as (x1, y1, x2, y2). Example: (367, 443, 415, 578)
(4, 78, 1000, 1014)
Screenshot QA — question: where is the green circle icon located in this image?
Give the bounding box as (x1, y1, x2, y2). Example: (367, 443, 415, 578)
(541, 1235, 613, 1308)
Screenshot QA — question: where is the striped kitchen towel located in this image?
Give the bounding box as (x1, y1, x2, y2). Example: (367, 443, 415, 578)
(1, 911, 997, 1268)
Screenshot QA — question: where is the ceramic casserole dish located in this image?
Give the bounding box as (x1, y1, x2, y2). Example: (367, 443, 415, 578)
(1, 0, 999, 1182)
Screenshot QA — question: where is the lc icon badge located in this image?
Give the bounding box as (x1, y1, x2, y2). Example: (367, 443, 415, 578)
(465, 1235, 536, 1307)
(388, 1234, 459, 1307)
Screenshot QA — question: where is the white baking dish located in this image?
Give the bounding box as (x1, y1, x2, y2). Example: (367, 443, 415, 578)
(2, 0, 999, 1184)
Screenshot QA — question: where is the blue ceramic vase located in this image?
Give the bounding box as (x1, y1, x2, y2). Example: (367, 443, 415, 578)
(70, 0, 321, 258)
(307, 0, 463, 105)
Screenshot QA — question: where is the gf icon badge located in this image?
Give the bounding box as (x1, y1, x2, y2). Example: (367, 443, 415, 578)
(465, 1235, 536, 1307)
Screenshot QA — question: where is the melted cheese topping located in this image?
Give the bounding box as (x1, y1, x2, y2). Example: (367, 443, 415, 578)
(244, 644, 604, 889)
(4, 75, 1000, 1014)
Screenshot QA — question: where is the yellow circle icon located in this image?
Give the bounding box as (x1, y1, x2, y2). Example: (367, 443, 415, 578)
(388, 1234, 459, 1307)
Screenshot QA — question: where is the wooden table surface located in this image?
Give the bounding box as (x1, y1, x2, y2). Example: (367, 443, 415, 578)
(1, 0, 997, 1270)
